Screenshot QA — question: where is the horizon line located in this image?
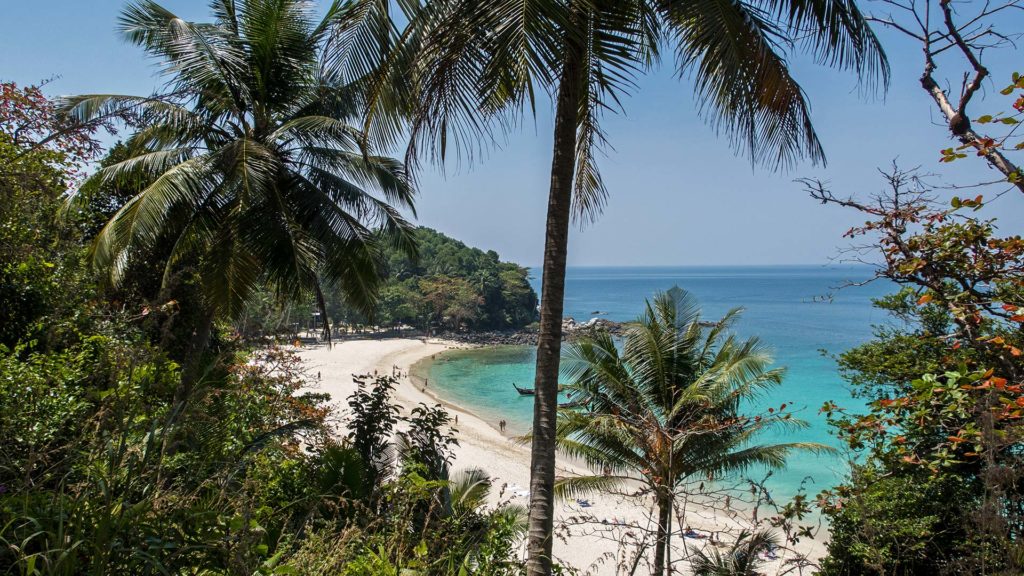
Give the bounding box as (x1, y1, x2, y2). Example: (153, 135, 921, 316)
(521, 262, 878, 269)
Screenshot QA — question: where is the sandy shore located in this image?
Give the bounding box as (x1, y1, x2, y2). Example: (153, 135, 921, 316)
(298, 337, 826, 575)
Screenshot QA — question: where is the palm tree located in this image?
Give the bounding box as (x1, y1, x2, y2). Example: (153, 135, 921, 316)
(553, 287, 826, 576)
(355, 2, 887, 573)
(62, 0, 417, 391)
(448, 468, 529, 575)
(690, 529, 780, 576)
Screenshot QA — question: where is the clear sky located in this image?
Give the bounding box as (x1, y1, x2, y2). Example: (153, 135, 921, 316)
(4, 1, 1022, 266)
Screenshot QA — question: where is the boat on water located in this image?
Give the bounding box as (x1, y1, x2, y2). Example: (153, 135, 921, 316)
(513, 383, 535, 396)
(514, 383, 587, 407)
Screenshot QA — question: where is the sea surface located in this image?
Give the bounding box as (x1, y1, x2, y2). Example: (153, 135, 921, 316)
(420, 265, 896, 501)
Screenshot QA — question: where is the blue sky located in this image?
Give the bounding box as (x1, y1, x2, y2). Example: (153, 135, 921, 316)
(4, 1, 1022, 266)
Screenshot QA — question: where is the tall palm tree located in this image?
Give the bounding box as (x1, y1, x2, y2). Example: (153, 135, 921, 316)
(554, 287, 826, 576)
(353, 2, 887, 573)
(62, 0, 417, 389)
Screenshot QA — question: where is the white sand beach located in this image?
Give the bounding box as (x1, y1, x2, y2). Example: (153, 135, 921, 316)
(298, 337, 826, 575)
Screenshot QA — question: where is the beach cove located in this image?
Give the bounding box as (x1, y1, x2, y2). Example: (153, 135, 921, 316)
(419, 266, 892, 501)
(299, 336, 829, 574)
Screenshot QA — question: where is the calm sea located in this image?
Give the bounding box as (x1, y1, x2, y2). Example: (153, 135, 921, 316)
(421, 265, 895, 500)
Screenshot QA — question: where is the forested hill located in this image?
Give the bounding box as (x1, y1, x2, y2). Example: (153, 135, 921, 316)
(330, 228, 538, 331)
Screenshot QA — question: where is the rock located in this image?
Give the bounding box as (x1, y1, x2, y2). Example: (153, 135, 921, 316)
(436, 317, 636, 347)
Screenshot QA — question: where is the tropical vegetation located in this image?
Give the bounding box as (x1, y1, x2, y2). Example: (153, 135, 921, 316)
(357, 2, 890, 570)
(234, 227, 538, 337)
(6, 0, 1024, 574)
(0, 1, 523, 572)
(809, 168, 1024, 574)
(0, 68, 523, 576)
(326, 227, 537, 333)
(690, 529, 781, 576)
(62, 0, 417, 389)
(555, 287, 821, 576)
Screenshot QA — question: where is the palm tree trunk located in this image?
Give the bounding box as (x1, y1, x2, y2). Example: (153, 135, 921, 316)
(653, 492, 672, 576)
(525, 56, 581, 576)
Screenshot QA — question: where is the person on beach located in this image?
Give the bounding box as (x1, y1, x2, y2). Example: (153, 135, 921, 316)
(499, 420, 506, 433)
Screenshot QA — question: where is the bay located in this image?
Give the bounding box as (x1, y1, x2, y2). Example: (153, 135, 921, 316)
(422, 265, 895, 500)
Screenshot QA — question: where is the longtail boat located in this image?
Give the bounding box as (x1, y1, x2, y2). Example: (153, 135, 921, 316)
(513, 383, 535, 396)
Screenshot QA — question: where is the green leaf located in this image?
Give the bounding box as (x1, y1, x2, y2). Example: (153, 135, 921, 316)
(1001, 117, 1019, 125)
(977, 115, 993, 124)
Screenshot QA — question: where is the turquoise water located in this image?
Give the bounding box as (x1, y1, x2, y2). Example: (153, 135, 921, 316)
(422, 265, 894, 500)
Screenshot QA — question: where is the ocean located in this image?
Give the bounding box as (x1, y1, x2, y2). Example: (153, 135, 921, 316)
(420, 265, 895, 501)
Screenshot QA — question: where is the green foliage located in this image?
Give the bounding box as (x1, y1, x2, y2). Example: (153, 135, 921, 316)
(819, 465, 976, 575)
(347, 374, 401, 495)
(0, 343, 96, 485)
(0, 68, 521, 576)
(0, 83, 101, 348)
(0, 336, 521, 575)
(690, 529, 780, 576)
(63, 0, 417, 324)
(324, 227, 538, 331)
(0, 337, 332, 575)
(814, 169, 1024, 574)
(399, 403, 459, 482)
(556, 287, 822, 575)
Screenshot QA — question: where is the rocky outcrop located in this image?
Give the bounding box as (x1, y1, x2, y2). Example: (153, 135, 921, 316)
(438, 317, 633, 346)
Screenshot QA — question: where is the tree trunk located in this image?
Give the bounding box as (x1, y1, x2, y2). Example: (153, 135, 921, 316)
(653, 493, 672, 576)
(525, 56, 581, 576)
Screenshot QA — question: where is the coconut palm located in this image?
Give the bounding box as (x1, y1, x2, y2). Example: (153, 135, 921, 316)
(448, 469, 529, 574)
(62, 0, 417, 389)
(554, 287, 826, 576)
(690, 529, 780, 576)
(354, 2, 887, 572)
(451, 468, 528, 529)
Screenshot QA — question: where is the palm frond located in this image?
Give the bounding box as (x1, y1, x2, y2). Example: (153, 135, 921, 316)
(663, 0, 824, 168)
(68, 0, 418, 324)
(554, 474, 625, 500)
(449, 468, 493, 514)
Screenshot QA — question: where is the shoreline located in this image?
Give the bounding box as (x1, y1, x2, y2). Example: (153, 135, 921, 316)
(407, 344, 536, 437)
(297, 337, 828, 574)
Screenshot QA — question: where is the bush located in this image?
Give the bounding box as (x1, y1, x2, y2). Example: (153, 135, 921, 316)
(820, 464, 978, 575)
